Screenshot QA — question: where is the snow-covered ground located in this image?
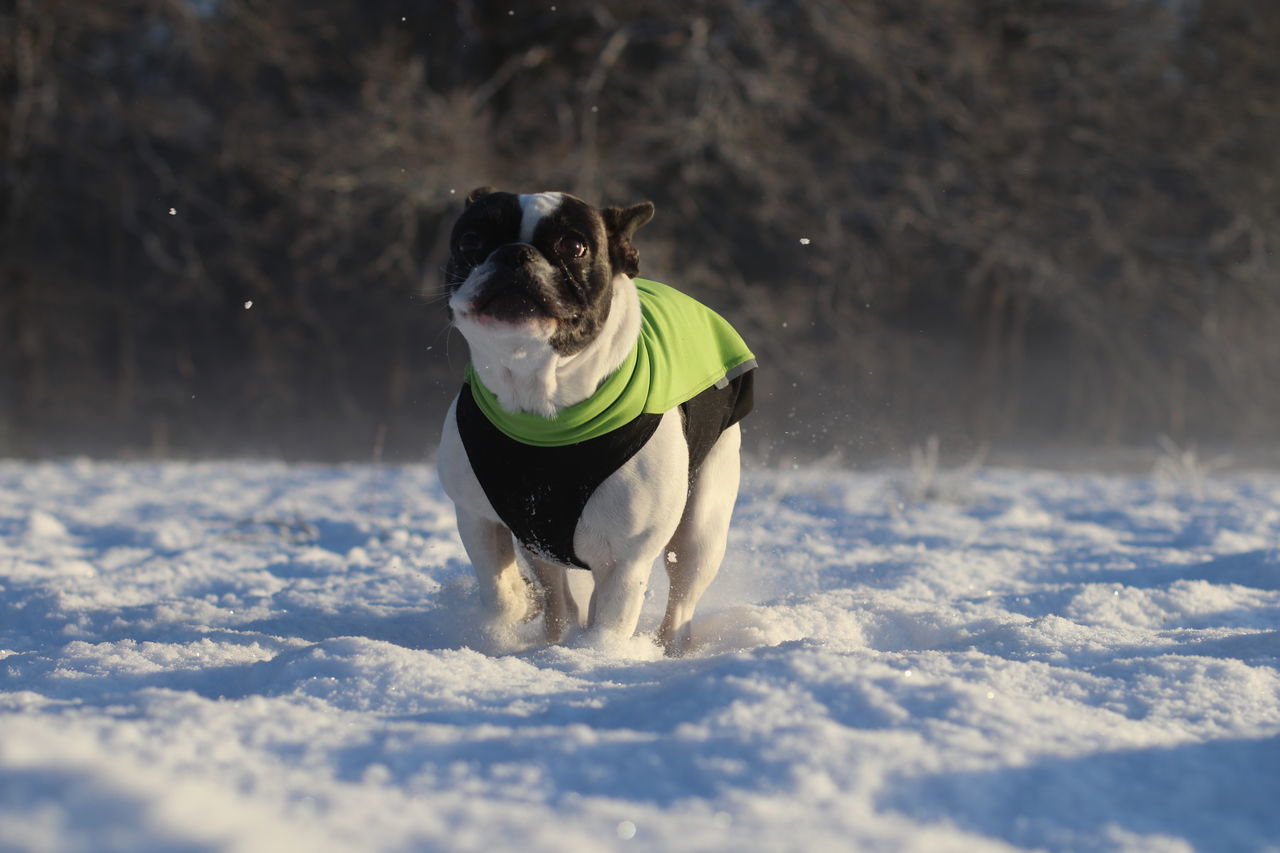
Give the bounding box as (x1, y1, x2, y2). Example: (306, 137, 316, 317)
(1, 458, 1278, 852)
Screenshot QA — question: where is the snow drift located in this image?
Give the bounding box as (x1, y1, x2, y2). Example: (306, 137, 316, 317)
(1, 460, 1278, 852)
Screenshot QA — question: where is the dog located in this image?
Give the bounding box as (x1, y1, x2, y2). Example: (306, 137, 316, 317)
(437, 188, 756, 655)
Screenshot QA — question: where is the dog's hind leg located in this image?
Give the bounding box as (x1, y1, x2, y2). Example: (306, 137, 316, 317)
(524, 551, 580, 643)
(659, 424, 742, 656)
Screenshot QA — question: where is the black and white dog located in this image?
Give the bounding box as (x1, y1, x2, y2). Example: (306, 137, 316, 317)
(437, 188, 755, 655)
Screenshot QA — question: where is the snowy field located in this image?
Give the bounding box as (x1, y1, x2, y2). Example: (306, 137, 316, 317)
(1, 458, 1279, 852)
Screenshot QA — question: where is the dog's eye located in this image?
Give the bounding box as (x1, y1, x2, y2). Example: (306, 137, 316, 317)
(456, 232, 486, 260)
(555, 235, 589, 259)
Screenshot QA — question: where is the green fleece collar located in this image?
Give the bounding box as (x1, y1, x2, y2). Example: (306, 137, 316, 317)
(465, 278, 756, 447)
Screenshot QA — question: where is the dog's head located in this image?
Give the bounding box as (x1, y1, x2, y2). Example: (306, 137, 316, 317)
(444, 188, 654, 357)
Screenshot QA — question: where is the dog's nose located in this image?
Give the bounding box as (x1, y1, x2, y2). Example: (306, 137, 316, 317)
(489, 243, 539, 268)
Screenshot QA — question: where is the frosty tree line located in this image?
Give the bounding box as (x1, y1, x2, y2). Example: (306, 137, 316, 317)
(1, 0, 1275, 459)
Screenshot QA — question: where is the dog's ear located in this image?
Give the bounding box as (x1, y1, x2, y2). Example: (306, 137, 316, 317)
(603, 201, 655, 240)
(466, 186, 497, 206)
(603, 201, 655, 278)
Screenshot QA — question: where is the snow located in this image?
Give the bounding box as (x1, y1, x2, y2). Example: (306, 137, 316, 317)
(2, 459, 1278, 852)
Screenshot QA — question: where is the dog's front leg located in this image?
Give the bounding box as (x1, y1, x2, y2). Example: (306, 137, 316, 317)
(455, 508, 530, 631)
(659, 425, 742, 656)
(658, 523, 724, 657)
(582, 557, 651, 646)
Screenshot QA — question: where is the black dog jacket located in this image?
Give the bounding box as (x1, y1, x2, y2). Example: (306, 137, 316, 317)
(455, 371, 754, 568)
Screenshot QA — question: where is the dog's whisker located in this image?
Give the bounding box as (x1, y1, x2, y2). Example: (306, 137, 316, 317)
(429, 320, 455, 354)
(418, 290, 453, 306)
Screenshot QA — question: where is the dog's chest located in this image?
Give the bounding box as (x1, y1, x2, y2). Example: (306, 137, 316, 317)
(456, 383, 661, 567)
(454, 372, 753, 568)
(449, 276, 756, 569)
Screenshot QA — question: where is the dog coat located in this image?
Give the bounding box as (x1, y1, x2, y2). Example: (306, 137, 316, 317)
(456, 278, 756, 568)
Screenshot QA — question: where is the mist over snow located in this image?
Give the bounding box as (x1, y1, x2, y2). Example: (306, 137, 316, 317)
(2, 459, 1279, 852)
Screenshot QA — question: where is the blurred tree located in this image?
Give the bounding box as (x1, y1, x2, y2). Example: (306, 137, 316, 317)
(0, 0, 1276, 460)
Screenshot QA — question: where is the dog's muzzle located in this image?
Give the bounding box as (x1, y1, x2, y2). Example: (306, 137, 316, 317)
(466, 244, 561, 321)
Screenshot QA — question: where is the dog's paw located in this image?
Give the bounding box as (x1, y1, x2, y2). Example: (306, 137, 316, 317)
(567, 627, 665, 661)
(660, 629, 697, 658)
(473, 612, 545, 655)
(519, 575, 544, 625)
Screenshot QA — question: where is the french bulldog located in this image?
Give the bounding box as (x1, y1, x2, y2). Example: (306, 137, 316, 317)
(437, 188, 755, 656)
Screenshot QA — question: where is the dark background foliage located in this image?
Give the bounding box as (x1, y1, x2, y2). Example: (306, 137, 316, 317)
(2, 0, 1277, 462)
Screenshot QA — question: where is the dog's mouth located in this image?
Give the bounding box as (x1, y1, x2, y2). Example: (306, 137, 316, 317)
(464, 276, 588, 329)
(469, 284, 555, 323)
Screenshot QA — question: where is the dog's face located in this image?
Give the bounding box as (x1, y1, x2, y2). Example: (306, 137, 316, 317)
(445, 188, 654, 356)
